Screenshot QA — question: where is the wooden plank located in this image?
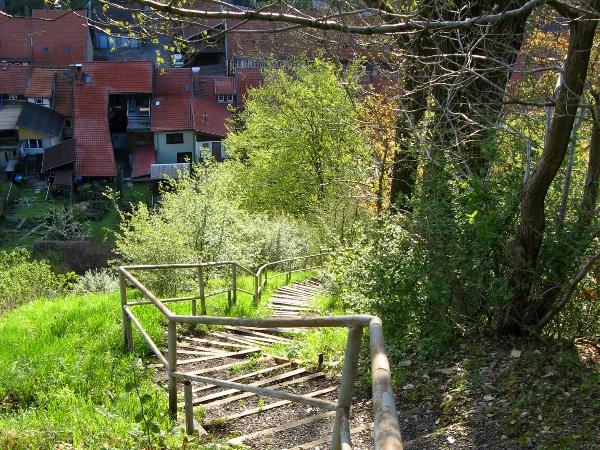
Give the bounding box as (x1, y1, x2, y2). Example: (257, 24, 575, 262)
(193, 367, 308, 404)
(205, 385, 337, 425)
(178, 349, 225, 357)
(216, 331, 284, 345)
(178, 342, 229, 355)
(223, 326, 292, 343)
(184, 336, 251, 349)
(176, 348, 260, 366)
(227, 410, 337, 444)
(271, 305, 312, 312)
(210, 331, 272, 347)
(192, 362, 293, 394)
(203, 371, 324, 409)
(185, 357, 272, 376)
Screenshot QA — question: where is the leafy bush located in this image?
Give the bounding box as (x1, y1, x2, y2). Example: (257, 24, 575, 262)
(0, 248, 73, 313)
(113, 162, 318, 295)
(72, 269, 119, 294)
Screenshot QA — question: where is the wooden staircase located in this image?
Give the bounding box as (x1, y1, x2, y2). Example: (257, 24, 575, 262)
(155, 279, 374, 449)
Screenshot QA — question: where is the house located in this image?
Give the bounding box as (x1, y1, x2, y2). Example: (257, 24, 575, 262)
(0, 101, 63, 173)
(72, 61, 154, 179)
(0, 10, 92, 66)
(151, 68, 194, 171)
(41, 138, 76, 189)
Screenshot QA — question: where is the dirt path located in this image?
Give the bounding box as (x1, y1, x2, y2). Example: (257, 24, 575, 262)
(153, 279, 374, 449)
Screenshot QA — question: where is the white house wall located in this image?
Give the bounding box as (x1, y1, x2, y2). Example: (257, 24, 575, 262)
(154, 130, 195, 164)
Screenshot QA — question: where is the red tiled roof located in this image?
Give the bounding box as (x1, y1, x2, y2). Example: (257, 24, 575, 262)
(24, 68, 55, 98)
(74, 61, 154, 177)
(155, 68, 192, 95)
(152, 68, 192, 131)
(0, 65, 32, 96)
(191, 97, 231, 137)
(235, 68, 263, 101)
(131, 146, 156, 178)
(152, 96, 192, 131)
(0, 16, 31, 62)
(31, 10, 90, 65)
(214, 77, 235, 95)
(80, 61, 154, 93)
(53, 69, 74, 116)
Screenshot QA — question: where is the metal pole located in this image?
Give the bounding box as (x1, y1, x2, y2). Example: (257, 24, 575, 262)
(331, 325, 363, 450)
(184, 380, 194, 435)
(198, 266, 206, 315)
(370, 318, 403, 450)
(231, 263, 237, 305)
(120, 272, 133, 352)
(167, 320, 178, 420)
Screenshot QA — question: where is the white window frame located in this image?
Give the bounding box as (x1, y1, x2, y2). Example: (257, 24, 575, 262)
(8, 95, 17, 100)
(217, 94, 234, 104)
(34, 98, 44, 105)
(24, 139, 43, 149)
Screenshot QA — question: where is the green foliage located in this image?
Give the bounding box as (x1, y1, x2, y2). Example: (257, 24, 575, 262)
(225, 60, 371, 219)
(72, 269, 120, 294)
(0, 248, 73, 313)
(113, 162, 317, 295)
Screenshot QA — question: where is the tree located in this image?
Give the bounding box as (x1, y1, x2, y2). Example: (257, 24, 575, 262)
(225, 60, 371, 218)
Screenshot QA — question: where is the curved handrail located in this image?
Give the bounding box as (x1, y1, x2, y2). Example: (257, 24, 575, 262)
(118, 254, 403, 449)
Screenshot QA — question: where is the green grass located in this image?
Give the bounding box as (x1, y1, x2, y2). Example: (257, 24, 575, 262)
(0, 268, 336, 449)
(0, 292, 246, 450)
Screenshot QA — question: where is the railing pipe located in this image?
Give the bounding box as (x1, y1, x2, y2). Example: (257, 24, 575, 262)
(169, 314, 374, 328)
(119, 267, 173, 318)
(124, 306, 168, 367)
(167, 320, 178, 420)
(174, 371, 337, 411)
(231, 263, 237, 305)
(198, 266, 206, 315)
(370, 317, 403, 450)
(120, 272, 133, 351)
(184, 380, 195, 435)
(331, 324, 363, 450)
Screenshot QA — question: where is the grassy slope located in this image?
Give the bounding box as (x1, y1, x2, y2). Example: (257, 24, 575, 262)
(0, 272, 314, 449)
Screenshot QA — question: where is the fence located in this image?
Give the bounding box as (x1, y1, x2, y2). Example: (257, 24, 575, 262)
(118, 254, 403, 450)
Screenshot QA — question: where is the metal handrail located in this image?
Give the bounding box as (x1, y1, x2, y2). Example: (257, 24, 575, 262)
(118, 256, 403, 450)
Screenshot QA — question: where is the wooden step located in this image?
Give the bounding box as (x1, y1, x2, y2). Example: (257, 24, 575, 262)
(192, 367, 308, 405)
(205, 385, 337, 425)
(202, 371, 325, 409)
(176, 348, 260, 366)
(192, 362, 293, 394)
(227, 410, 336, 445)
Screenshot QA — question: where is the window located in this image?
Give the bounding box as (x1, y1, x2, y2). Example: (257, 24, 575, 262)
(177, 152, 192, 163)
(34, 98, 44, 105)
(64, 46, 70, 55)
(42, 47, 49, 54)
(166, 133, 184, 144)
(8, 95, 17, 100)
(24, 139, 43, 149)
(64, 119, 72, 128)
(217, 94, 234, 104)
(97, 34, 109, 49)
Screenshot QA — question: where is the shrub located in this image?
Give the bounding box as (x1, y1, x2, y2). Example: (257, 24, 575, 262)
(113, 162, 318, 295)
(0, 248, 73, 314)
(72, 269, 120, 294)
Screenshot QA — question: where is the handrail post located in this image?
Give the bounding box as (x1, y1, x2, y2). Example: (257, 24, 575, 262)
(370, 318, 403, 450)
(198, 265, 206, 315)
(231, 263, 237, 305)
(286, 260, 291, 284)
(331, 324, 363, 450)
(119, 271, 133, 352)
(167, 320, 178, 420)
(253, 273, 259, 306)
(184, 380, 194, 435)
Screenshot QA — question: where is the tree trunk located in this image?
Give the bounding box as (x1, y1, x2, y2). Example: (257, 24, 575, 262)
(578, 91, 600, 230)
(505, 10, 598, 333)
